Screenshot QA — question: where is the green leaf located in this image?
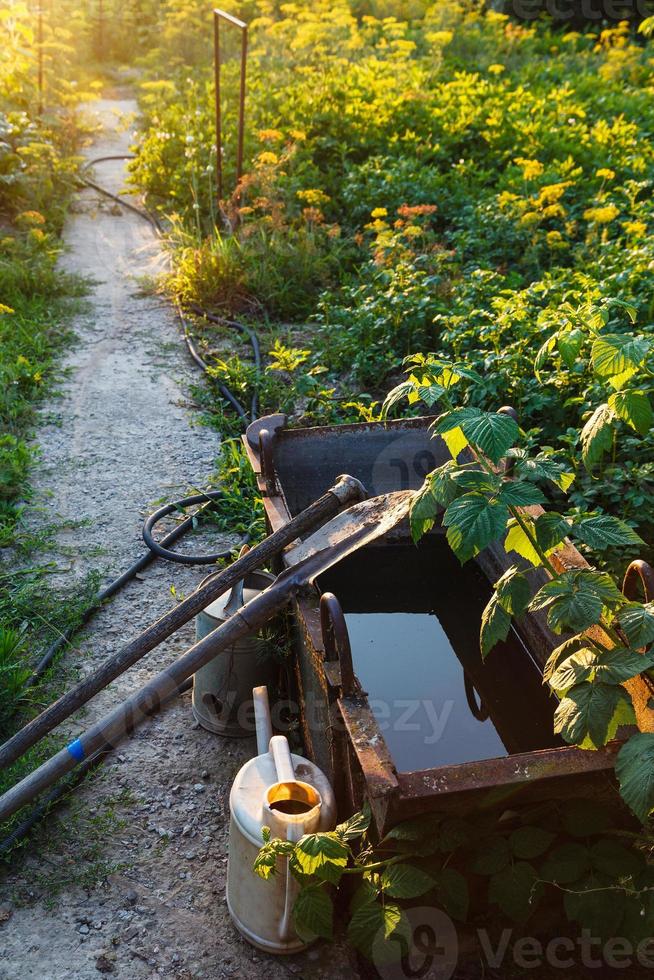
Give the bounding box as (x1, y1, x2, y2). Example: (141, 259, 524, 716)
(443, 493, 509, 563)
(543, 636, 590, 684)
(540, 842, 589, 884)
(294, 833, 350, 875)
(580, 403, 615, 471)
(590, 838, 643, 878)
(480, 593, 511, 658)
(440, 426, 468, 460)
(434, 406, 481, 435)
(380, 863, 435, 899)
(615, 732, 654, 823)
(550, 647, 652, 692)
(488, 862, 540, 923)
(435, 408, 518, 464)
(336, 805, 371, 843)
(382, 380, 416, 417)
(608, 390, 654, 436)
(558, 328, 584, 368)
(530, 570, 624, 634)
(508, 449, 575, 492)
(438, 817, 474, 851)
(495, 566, 532, 616)
(535, 333, 557, 377)
(498, 480, 547, 507)
(562, 798, 614, 838)
(591, 334, 651, 387)
(253, 838, 295, 879)
(571, 514, 644, 550)
(381, 813, 442, 844)
(461, 411, 519, 464)
(510, 826, 556, 860)
(564, 873, 626, 937)
(451, 469, 501, 494)
(349, 879, 379, 914)
(616, 602, 654, 648)
(293, 884, 333, 940)
(434, 868, 469, 921)
(428, 460, 462, 507)
(535, 512, 569, 553)
(470, 835, 511, 875)
(409, 481, 440, 544)
(505, 518, 542, 567)
(347, 898, 405, 953)
(554, 681, 631, 748)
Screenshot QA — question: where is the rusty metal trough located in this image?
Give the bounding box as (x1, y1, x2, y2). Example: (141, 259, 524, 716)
(243, 414, 654, 834)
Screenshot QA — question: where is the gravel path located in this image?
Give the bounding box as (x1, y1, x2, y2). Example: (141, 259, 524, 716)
(0, 97, 354, 980)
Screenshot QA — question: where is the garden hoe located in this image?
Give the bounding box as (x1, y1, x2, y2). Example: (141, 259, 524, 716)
(0, 488, 414, 823)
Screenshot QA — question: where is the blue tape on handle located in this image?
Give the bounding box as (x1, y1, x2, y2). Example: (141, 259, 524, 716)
(67, 738, 85, 762)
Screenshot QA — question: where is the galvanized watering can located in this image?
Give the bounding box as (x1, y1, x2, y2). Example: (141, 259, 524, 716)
(227, 686, 337, 953)
(193, 568, 275, 736)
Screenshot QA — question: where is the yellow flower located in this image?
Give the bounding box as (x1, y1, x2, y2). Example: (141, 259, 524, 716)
(542, 203, 566, 220)
(488, 63, 505, 75)
(515, 157, 544, 181)
(427, 30, 453, 46)
(16, 210, 45, 226)
(0, 304, 14, 315)
(498, 191, 520, 208)
(16, 355, 29, 365)
(371, 207, 388, 218)
(256, 151, 279, 166)
(623, 220, 647, 237)
(584, 204, 619, 223)
(403, 225, 422, 238)
(365, 218, 389, 232)
(289, 129, 307, 141)
(596, 168, 616, 180)
(33, 371, 42, 383)
(297, 188, 330, 207)
(546, 230, 564, 246)
(537, 182, 571, 206)
(258, 129, 283, 142)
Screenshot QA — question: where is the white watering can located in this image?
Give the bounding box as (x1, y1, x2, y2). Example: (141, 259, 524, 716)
(226, 686, 337, 953)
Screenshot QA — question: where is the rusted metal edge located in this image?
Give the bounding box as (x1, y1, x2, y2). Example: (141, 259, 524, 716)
(337, 696, 400, 824)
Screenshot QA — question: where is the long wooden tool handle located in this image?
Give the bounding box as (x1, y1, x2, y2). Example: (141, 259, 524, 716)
(0, 586, 289, 823)
(0, 475, 365, 772)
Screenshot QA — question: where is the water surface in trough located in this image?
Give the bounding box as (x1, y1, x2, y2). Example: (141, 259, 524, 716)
(319, 536, 560, 773)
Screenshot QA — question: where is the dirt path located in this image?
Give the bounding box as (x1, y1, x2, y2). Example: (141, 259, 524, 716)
(0, 98, 353, 980)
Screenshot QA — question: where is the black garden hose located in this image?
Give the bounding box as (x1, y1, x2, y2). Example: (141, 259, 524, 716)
(142, 490, 248, 564)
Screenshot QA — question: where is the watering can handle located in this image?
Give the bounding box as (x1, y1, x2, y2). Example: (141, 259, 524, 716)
(270, 735, 295, 782)
(279, 819, 303, 942)
(252, 686, 273, 756)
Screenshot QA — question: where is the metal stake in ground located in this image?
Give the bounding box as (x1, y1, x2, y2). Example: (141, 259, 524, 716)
(0, 475, 366, 772)
(0, 490, 413, 822)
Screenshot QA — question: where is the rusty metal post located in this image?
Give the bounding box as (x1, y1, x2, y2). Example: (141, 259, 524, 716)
(320, 593, 357, 697)
(213, 8, 248, 205)
(37, 4, 44, 115)
(623, 560, 654, 603)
